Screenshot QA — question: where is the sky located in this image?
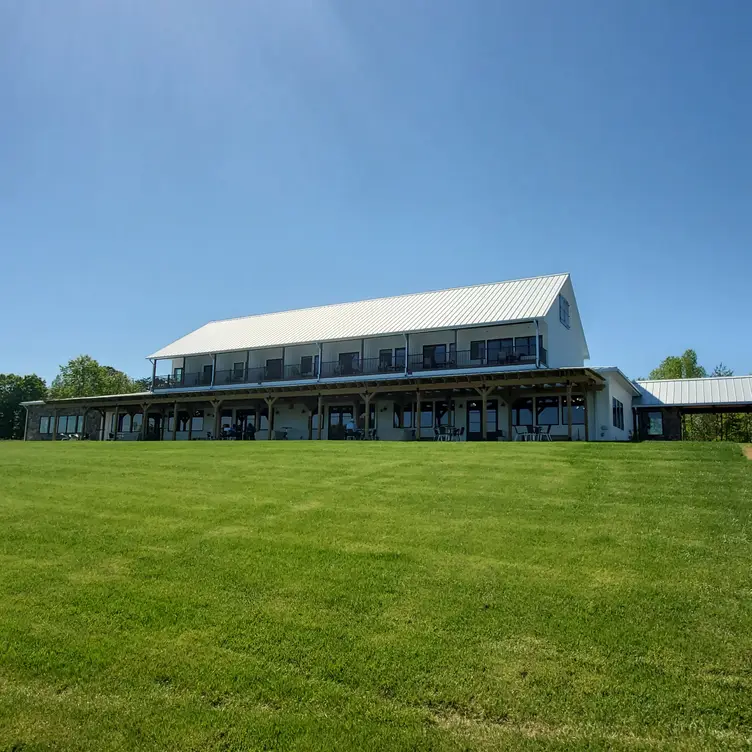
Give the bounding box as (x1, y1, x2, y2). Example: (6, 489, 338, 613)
(1, 0, 750, 384)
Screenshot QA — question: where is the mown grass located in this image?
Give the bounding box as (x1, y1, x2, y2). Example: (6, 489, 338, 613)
(0, 441, 750, 751)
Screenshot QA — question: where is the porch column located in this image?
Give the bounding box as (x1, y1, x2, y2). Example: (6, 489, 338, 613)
(140, 403, 151, 441)
(172, 401, 179, 441)
(160, 407, 167, 441)
(566, 383, 573, 441)
(187, 408, 193, 441)
(362, 392, 376, 438)
(501, 389, 514, 441)
(112, 406, 119, 441)
(255, 406, 261, 436)
(151, 359, 157, 390)
(415, 389, 421, 440)
(52, 409, 59, 441)
(317, 394, 323, 440)
(475, 386, 493, 441)
(212, 400, 223, 439)
(583, 389, 590, 442)
(265, 396, 276, 439)
(532, 395, 537, 433)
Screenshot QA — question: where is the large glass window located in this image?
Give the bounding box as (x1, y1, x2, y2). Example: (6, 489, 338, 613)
(266, 358, 283, 379)
(420, 401, 434, 428)
(393, 403, 413, 428)
(512, 398, 534, 426)
(202, 364, 213, 385)
(191, 409, 204, 432)
(435, 400, 453, 426)
(39, 416, 51, 434)
(423, 345, 446, 369)
(537, 396, 560, 425)
(561, 396, 585, 425)
(338, 352, 359, 375)
(612, 398, 625, 430)
(173, 367, 184, 384)
(300, 356, 313, 375)
(394, 347, 406, 368)
(233, 361, 245, 379)
(487, 338, 513, 364)
(132, 413, 143, 433)
(379, 349, 393, 370)
(470, 340, 486, 361)
(647, 411, 663, 436)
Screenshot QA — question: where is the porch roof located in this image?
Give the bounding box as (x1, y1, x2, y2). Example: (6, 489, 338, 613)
(25, 367, 605, 409)
(634, 375, 752, 408)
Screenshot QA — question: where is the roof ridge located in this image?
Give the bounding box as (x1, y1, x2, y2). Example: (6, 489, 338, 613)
(203, 272, 570, 326)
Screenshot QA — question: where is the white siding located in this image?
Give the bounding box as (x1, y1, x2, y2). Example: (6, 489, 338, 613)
(542, 277, 588, 368)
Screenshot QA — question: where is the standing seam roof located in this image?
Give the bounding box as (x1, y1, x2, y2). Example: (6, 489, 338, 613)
(148, 273, 570, 359)
(634, 376, 752, 406)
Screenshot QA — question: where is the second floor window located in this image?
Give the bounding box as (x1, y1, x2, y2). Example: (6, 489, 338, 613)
(300, 356, 313, 375)
(173, 367, 184, 383)
(559, 294, 570, 328)
(233, 362, 245, 379)
(470, 340, 486, 360)
(394, 347, 406, 368)
(379, 349, 392, 369)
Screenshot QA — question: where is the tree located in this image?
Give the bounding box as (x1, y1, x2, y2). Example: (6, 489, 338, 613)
(0, 374, 47, 439)
(648, 349, 707, 380)
(49, 355, 139, 399)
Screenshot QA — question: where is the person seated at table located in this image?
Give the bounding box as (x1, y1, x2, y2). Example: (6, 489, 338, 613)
(245, 422, 256, 440)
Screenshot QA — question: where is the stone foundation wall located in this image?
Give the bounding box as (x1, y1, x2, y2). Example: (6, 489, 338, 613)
(24, 405, 104, 441)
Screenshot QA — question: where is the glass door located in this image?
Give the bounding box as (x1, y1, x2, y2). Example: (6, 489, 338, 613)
(327, 406, 353, 440)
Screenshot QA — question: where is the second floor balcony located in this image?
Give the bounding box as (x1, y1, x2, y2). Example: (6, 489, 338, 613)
(152, 343, 548, 391)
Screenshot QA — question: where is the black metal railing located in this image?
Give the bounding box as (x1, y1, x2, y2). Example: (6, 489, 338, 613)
(152, 345, 547, 389)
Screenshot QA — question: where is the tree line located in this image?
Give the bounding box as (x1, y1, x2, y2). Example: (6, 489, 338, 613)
(0, 355, 147, 440)
(647, 349, 751, 443)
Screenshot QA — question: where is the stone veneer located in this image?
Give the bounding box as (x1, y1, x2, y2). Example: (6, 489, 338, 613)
(24, 404, 106, 441)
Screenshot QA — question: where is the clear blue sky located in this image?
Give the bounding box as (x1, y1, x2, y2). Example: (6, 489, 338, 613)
(2, 0, 750, 384)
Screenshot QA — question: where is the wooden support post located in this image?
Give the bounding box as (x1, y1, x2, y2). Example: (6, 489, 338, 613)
(172, 402, 179, 441)
(317, 395, 323, 440)
(151, 359, 157, 390)
(583, 390, 590, 442)
(140, 403, 150, 441)
(52, 409, 59, 441)
(265, 397, 276, 439)
(482, 391, 488, 441)
(212, 400, 223, 439)
(415, 390, 421, 440)
(566, 382, 573, 441)
(81, 408, 89, 439)
(112, 406, 119, 441)
(187, 407, 193, 441)
(532, 395, 537, 434)
(362, 392, 375, 438)
(160, 408, 166, 441)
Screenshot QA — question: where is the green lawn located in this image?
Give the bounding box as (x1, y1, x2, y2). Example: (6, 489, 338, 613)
(0, 442, 750, 751)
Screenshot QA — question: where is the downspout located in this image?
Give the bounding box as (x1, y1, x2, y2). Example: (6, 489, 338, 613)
(535, 319, 540, 369)
(211, 354, 217, 387)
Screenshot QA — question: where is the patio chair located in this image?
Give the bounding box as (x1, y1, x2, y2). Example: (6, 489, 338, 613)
(515, 426, 529, 441)
(540, 425, 552, 441)
(457, 427, 465, 441)
(434, 427, 441, 441)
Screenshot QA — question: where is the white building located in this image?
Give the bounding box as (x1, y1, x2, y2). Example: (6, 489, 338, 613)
(23, 273, 655, 442)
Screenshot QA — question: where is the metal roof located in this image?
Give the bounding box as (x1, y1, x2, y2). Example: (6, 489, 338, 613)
(148, 273, 570, 359)
(634, 376, 752, 407)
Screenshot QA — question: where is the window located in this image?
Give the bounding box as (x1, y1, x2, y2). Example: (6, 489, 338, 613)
(266, 358, 283, 379)
(512, 398, 533, 426)
(561, 396, 585, 425)
(612, 398, 625, 430)
(470, 340, 486, 361)
(537, 396, 560, 425)
(191, 409, 204, 432)
(200, 364, 213, 385)
(338, 352, 359, 375)
(132, 413, 143, 433)
(300, 356, 313, 375)
(423, 344, 446, 368)
(647, 411, 663, 436)
(233, 361, 245, 379)
(173, 367, 184, 383)
(394, 347, 406, 368)
(420, 401, 433, 428)
(379, 349, 393, 370)
(58, 414, 85, 434)
(559, 294, 570, 328)
(393, 403, 413, 428)
(448, 342, 457, 364)
(39, 416, 51, 434)
(487, 338, 513, 364)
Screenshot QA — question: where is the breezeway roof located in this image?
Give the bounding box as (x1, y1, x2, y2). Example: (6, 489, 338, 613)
(148, 273, 570, 359)
(635, 376, 752, 407)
